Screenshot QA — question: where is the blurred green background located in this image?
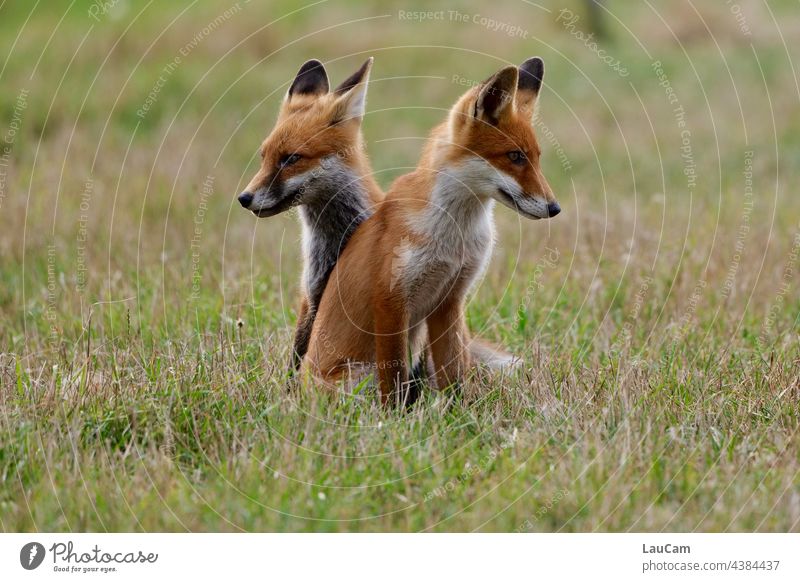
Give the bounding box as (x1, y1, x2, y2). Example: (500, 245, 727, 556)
(1, 1, 798, 532)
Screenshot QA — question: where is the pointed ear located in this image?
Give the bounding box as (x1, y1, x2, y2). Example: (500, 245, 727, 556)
(516, 57, 544, 117)
(331, 57, 373, 124)
(287, 59, 329, 99)
(474, 66, 518, 125)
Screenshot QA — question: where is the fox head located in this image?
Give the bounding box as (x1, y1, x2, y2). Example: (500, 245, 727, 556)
(238, 58, 373, 217)
(443, 57, 560, 219)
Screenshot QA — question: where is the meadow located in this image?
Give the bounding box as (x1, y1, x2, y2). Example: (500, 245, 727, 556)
(0, 0, 798, 531)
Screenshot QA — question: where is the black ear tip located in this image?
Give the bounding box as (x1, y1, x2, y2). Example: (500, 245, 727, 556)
(518, 57, 544, 92)
(498, 65, 519, 79)
(298, 59, 325, 73)
(333, 57, 373, 95)
(355, 56, 374, 77)
(520, 57, 544, 77)
(289, 59, 329, 97)
(355, 56, 374, 79)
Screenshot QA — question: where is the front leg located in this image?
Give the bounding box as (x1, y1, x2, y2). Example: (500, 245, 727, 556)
(426, 297, 469, 393)
(290, 296, 312, 371)
(374, 295, 410, 407)
(293, 259, 337, 371)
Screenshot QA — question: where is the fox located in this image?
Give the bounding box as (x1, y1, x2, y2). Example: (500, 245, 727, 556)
(304, 57, 560, 405)
(237, 57, 381, 370)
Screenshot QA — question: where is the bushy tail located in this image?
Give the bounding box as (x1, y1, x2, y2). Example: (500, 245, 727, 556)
(468, 338, 521, 370)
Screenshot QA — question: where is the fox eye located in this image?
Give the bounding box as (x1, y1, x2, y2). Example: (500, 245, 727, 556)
(280, 153, 302, 168)
(507, 150, 526, 165)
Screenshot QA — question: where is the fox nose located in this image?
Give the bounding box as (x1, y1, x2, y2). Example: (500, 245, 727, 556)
(547, 202, 561, 217)
(238, 191, 254, 208)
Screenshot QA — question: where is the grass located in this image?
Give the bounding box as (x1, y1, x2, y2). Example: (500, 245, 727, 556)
(1, 0, 799, 531)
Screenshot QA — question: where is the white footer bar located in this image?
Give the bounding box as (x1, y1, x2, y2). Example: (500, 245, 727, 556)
(2, 533, 797, 581)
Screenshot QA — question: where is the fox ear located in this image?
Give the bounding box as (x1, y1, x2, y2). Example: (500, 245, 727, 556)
(516, 57, 544, 117)
(331, 57, 373, 124)
(287, 59, 329, 99)
(474, 66, 518, 125)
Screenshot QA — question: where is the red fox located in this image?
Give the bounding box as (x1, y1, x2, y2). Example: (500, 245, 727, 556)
(238, 58, 381, 369)
(304, 57, 560, 405)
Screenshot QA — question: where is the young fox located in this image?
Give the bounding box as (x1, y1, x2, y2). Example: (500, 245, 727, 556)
(304, 57, 560, 404)
(238, 58, 381, 369)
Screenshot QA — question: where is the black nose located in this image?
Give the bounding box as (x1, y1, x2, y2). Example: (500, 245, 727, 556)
(238, 191, 254, 208)
(547, 202, 561, 217)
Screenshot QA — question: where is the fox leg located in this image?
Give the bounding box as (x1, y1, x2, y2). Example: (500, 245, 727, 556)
(402, 323, 430, 406)
(426, 298, 469, 392)
(290, 296, 313, 371)
(374, 298, 410, 407)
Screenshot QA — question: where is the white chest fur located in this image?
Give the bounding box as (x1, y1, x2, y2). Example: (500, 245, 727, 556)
(395, 160, 497, 322)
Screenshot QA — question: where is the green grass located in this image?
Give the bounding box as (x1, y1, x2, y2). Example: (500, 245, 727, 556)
(1, 0, 799, 531)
